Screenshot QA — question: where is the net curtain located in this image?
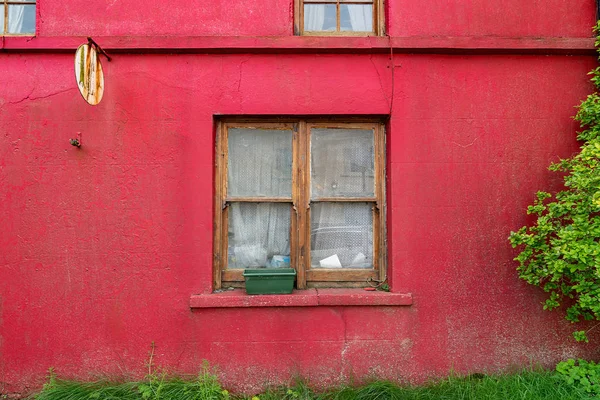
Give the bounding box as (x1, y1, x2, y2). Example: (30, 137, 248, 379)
(7, 5, 25, 33)
(305, 3, 372, 31)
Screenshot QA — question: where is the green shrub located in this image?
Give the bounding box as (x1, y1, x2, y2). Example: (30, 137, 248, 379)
(556, 359, 600, 395)
(509, 22, 600, 342)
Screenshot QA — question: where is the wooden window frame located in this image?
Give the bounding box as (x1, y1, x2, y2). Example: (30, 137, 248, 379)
(214, 118, 386, 290)
(294, 0, 385, 37)
(2, 0, 36, 36)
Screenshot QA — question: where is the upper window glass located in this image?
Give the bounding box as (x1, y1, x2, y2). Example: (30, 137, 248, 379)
(2, 0, 36, 35)
(298, 0, 383, 36)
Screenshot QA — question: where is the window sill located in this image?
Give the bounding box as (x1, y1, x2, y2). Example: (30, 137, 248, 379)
(189, 288, 412, 309)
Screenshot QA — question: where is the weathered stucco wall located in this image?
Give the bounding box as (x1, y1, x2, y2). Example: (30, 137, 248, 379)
(1, 0, 599, 396)
(36, 0, 596, 37)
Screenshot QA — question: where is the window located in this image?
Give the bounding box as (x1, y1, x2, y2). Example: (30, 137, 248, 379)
(295, 0, 383, 36)
(214, 119, 386, 289)
(2, 0, 35, 35)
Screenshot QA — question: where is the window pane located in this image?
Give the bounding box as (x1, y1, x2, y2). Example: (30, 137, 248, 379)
(7, 4, 35, 34)
(311, 128, 374, 198)
(228, 128, 292, 197)
(228, 203, 291, 269)
(304, 4, 336, 32)
(340, 4, 372, 32)
(1, 7, 5, 34)
(311, 202, 373, 269)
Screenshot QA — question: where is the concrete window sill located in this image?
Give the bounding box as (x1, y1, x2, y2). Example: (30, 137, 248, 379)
(189, 288, 412, 308)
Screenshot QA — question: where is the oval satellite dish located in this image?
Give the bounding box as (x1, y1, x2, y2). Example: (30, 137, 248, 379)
(74, 43, 104, 105)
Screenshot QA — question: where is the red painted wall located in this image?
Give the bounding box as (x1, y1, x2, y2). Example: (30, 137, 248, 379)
(1, 0, 599, 396)
(36, 0, 596, 37)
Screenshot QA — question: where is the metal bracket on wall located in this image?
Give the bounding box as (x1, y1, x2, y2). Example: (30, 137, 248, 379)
(69, 131, 82, 148)
(87, 37, 112, 62)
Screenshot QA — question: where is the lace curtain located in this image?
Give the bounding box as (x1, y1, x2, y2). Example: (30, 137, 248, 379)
(8, 5, 25, 33)
(310, 128, 375, 269)
(227, 128, 293, 268)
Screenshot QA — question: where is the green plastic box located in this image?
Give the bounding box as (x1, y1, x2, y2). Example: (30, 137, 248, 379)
(243, 268, 296, 295)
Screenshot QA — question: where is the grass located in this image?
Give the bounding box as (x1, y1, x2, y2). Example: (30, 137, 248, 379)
(29, 369, 592, 400)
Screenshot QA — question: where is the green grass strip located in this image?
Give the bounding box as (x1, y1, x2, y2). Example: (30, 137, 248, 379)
(30, 370, 591, 400)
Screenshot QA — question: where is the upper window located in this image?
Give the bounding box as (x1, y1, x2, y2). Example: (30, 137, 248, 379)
(2, 0, 35, 35)
(214, 119, 386, 290)
(296, 0, 383, 36)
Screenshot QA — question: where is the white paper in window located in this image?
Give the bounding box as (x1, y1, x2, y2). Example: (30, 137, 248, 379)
(310, 202, 373, 269)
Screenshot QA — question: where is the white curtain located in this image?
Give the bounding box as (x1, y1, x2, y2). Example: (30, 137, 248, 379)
(229, 203, 290, 268)
(227, 128, 292, 268)
(228, 128, 292, 197)
(8, 5, 25, 34)
(305, 4, 325, 31)
(309, 129, 374, 269)
(348, 5, 372, 32)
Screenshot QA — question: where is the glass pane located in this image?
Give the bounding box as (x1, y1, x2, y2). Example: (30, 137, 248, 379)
(340, 4, 372, 32)
(228, 203, 291, 269)
(1, 7, 5, 34)
(7, 4, 35, 34)
(304, 4, 336, 32)
(311, 203, 373, 269)
(228, 128, 292, 197)
(311, 128, 374, 198)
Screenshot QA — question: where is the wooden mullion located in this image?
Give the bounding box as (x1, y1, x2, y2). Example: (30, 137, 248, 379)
(307, 269, 377, 282)
(305, 117, 383, 124)
(306, 122, 379, 130)
(294, 0, 301, 34)
(220, 124, 231, 288)
(222, 269, 245, 282)
(377, 123, 387, 281)
(290, 126, 298, 288)
(296, 121, 309, 289)
(336, 0, 340, 33)
(301, 31, 375, 37)
(377, 0, 384, 35)
(225, 197, 293, 203)
(303, 122, 313, 285)
(213, 122, 225, 290)
(372, 123, 380, 281)
(374, 123, 386, 282)
(4, 1, 7, 35)
(312, 197, 377, 202)
(225, 122, 294, 130)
